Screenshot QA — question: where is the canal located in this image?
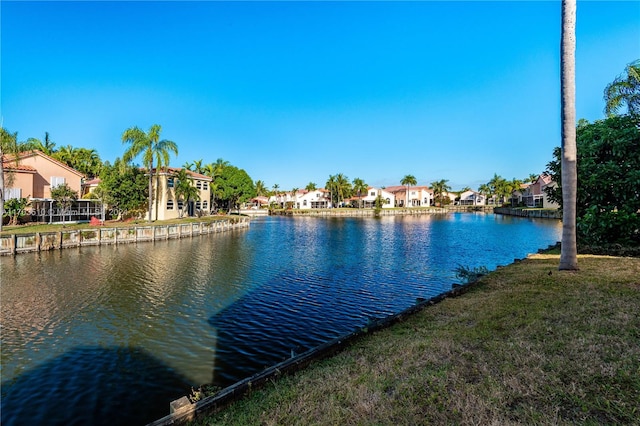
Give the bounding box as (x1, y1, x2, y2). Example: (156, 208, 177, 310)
(1, 213, 561, 425)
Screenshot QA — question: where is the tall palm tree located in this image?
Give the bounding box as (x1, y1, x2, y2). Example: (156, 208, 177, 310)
(478, 183, 492, 205)
(254, 180, 267, 197)
(25, 132, 56, 155)
(1, 128, 29, 231)
(604, 59, 640, 117)
(53, 144, 75, 165)
(352, 178, 367, 208)
(173, 169, 200, 218)
(290, 187, 299, 209)
(325, 175, 337, 207)
(305, 182, 317, 191)
(559, 0, 578, 270)
(430, 179, 451, 207)
(401, 174, 417, 207)
(335, 173, 351, 207)
(122, 124, 178, 222)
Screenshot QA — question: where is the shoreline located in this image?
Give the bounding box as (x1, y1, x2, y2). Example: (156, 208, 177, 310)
(0, 216, 250, 256)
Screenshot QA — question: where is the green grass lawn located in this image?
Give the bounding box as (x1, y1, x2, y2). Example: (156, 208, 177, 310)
(194, 254, 640, 425)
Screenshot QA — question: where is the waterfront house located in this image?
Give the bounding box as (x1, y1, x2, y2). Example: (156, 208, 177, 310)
(385, 185, 433, 207)
(458, 190, 486, 206)
(295, 189, 331, 209)
(349, 187, 396, 208)
(150, 167, 212, 220)
(518, 173, 559, 208)
(2, 150, 85, 200)
(2, 150, 102, 223)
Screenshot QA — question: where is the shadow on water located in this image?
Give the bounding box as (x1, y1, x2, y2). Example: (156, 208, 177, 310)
(1, 346, 192, 426)
(207, 267, 409, 388)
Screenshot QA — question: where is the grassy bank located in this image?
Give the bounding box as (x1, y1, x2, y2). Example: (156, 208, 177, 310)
(195, 254, 639, 425)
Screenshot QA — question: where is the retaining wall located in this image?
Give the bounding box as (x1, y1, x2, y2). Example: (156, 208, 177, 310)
(494, 207, 561, 219)
(0, 218, 250, 256)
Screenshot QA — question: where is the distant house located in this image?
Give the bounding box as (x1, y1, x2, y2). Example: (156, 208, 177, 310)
(350, 187, 395, 209)
(518, 174, 559, 208)
(150, 167, 212, 220)
(385, 185, 433, 207)
(295, 189, 331, 209)
(81, 177, 101, 197)
(459, 190, 486, 206)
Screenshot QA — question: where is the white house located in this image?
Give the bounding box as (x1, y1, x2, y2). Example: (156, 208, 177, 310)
(459, 190, 486, 206)
(354, 187, 395, 208)
(385, 185, 433, 207)
(296, 189, 331, 209)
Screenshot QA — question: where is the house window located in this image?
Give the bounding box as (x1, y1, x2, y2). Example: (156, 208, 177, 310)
(370, 191, 376, 196)
(167, 200, 174, 210)
(196, 181, 202, 189)
(167, 178, 174, 188)
(51, 176, 66, 188)
(202, 201, 208, 210)
(196, 201, 201, 209)
(303, 200, 307, 206)
(203, 182, 209, 191)
(178, 200, 184, 210)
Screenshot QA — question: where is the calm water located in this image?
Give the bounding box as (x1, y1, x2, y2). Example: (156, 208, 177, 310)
(1, 213, 561, 425)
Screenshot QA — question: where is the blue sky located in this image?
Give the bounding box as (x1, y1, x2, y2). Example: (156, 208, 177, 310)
(2, 1, 639, 191)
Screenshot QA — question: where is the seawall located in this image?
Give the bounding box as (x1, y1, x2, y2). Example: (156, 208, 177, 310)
(494, 207, 561, 219)
(0, 217, 250, 256)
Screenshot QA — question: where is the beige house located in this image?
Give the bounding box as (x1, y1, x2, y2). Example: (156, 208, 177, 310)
(2, 150, 85, 200)
(150, 167, 212, 220)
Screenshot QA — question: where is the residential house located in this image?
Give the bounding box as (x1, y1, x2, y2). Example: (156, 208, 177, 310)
(350, 187, 396, 208)
(151, 167, 212, 220)
(296, 189, 331, 209)
(2, 150, 84, 200)
(458, 190, 486, 206)
(385, 185, 433, 207)
(518, 173, 559, 208)
(2, 150, 101, 223)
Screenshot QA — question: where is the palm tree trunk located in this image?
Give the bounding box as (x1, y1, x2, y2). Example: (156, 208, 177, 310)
(559, 0, 579, 270)
(148, 165, 154, 222)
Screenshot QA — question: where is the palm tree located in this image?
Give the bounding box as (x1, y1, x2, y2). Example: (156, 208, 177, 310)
(122, 124, 178, 222)
(430, 179, 450, 207)
(559, 0, 578, 270)
(53, 144, 75, 165)
(401, 174, 417, 207)
(352, 178, 367, 208)
(173, 169, 200, 218)
(604, 59, 640, 117)
(325, 175, 337, 207)
(25, 132, 56, 155)
(335, 173, 351, 207)
(192, 159, 204, 174)
(478, 183, 492, 205)
(305, 182, 317, 191)
(255, 180, 267, 197)
(271, 184, 281, 208)
(290, 187, 299, 209)
(1, 128, 29, 231)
